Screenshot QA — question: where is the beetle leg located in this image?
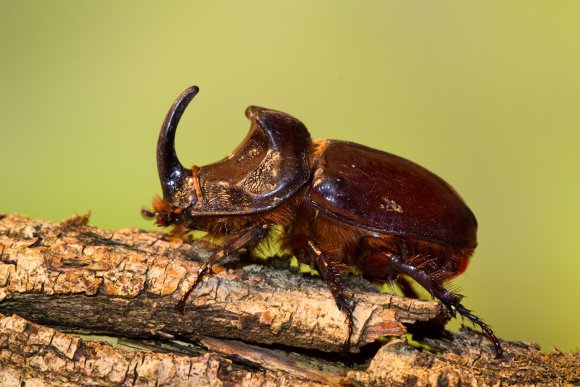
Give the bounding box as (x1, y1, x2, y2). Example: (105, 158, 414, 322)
(396, 274, 421, 299)
(307, 240, 356, 349)
(389, 255, 503, 358)
(176, 223, 269, 313)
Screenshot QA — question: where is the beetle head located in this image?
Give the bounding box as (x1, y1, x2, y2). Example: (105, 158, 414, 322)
(157, 86, 199, 210)
(150, 85, 310, 225)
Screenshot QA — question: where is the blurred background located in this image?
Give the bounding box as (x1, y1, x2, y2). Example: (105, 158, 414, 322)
(1, 1, 578, 351)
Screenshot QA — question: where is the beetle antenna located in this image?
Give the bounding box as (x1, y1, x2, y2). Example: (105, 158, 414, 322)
(157, 86, 199, 207)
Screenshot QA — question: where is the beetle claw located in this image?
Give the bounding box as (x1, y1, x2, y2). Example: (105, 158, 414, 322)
(455, 304, 504, 358)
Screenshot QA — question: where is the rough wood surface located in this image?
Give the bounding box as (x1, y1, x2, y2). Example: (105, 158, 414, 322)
(0, 213, 578, 386)
(0, 313, 323, 386)
(0, 213, 442, 352)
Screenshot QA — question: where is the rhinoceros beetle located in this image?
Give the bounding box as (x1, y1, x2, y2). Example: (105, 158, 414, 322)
(144, 85, 503, 358)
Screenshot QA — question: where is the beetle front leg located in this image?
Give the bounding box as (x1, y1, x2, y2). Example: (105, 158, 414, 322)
(176, 223, 269, 312)
(306, 240, 356, 349)
(389, 255, 504, 358)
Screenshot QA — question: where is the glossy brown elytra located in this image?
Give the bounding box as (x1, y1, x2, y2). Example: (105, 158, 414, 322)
(144, 86, 503, 358)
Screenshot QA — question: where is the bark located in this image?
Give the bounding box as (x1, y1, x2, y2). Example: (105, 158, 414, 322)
(0, 213, 578, 386)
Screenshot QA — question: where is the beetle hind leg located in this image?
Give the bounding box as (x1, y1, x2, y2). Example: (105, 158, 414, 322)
(389, 254, 504, 358)
(396, 274, 421, 299)
(453, 303, 503, 358)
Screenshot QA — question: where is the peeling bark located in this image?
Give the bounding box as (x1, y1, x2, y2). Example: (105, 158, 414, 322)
(0, 213, 578, 386)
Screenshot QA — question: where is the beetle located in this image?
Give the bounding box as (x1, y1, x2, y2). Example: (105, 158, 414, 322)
(144, 85, 503, 358)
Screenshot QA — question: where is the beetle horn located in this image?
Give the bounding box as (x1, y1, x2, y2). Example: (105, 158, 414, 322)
(157, 86, 199, 207)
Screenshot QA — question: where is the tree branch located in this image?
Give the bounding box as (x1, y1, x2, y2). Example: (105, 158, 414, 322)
(0, 213, 578, 385)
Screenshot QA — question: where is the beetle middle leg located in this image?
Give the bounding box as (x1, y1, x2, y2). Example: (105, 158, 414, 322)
(176, 223, 269, 312)
(306, 239, 356, 349)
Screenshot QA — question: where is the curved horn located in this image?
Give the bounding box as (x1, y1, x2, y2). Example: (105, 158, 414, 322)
(157, 86, 199, 207)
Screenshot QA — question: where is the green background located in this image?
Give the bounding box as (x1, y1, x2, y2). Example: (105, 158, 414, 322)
(1, 2, 579, 352)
